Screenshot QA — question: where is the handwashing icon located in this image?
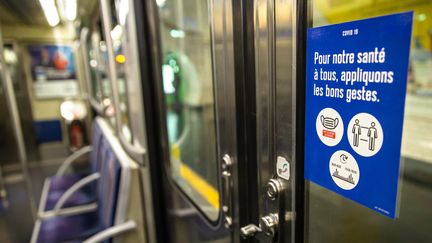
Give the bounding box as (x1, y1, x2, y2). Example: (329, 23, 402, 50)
(321, 115, 339, 130)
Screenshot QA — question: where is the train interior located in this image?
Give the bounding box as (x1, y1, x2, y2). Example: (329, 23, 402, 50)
(0, 0, 431, 243)
(0, 0, 149, 242)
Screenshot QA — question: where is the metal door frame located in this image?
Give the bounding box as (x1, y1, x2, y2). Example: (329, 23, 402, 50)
(134, 0, 261, 242)
(133, 0, 171, 241)
(134, 0, 309, 242)
(294, 0, 308, 242)
(243, 0, 309, 242)
(98, 0, 159, 242)
(0, 26, 36, 219)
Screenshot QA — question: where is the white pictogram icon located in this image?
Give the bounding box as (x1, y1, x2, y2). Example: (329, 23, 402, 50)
(329, 150, 360, 190)
(316, 108, 344, 147)
(348, 113, 383, 157)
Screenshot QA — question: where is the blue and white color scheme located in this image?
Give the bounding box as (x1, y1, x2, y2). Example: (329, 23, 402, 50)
(28, 45, 78, 98)
(304, 12, 413, 218)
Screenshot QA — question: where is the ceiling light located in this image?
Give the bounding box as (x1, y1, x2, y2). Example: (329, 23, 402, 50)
(39, 0, 60, 26)
(117, 0, 129, 25)
(57, 0, 77, 22)
(156, 0, 167, 7)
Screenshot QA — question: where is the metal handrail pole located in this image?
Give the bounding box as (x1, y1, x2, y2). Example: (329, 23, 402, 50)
(0, 26, 37, 220)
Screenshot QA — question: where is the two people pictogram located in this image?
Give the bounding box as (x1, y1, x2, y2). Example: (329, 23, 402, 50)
(352, 119, 378, 151)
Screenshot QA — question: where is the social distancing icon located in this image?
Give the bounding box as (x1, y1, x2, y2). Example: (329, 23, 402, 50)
(347, 113, 383, 157)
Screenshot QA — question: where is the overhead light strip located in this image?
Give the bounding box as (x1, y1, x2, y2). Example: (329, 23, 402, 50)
(39, 0, 60, 27)
(57, 0, 77, 22)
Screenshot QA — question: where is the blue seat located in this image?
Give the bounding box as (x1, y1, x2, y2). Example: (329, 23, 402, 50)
(31, 117, 137, 243)
(33, 212, 101, 243)
(38, 119, 104, 217)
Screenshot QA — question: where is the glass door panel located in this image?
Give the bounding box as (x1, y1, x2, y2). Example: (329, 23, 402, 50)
(157, 0, 219, 221)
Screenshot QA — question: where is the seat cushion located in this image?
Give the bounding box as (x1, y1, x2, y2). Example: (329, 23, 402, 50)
(44, 188, 97, 211)
(35, 212, 101, 243)
(43, 175, 97, 211)
(48, 174, 87, 191)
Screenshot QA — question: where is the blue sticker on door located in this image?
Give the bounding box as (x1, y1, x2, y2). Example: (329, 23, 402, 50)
(304, 12, 413, 218)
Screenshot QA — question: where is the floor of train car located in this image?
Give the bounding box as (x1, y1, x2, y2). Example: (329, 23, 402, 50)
(0, 157, 430, 242)
(0, 143, 71, 243)
(0, 162, 58, 243)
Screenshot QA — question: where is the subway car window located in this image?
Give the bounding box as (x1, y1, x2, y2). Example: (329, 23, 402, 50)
(87, 31, 103, 105)
(96, 20, 116, 122)
(3, 45, 21, 92)
(157, 0, 220, 220)
(109, 0, 133, 142)
(307, 1, 432, 243)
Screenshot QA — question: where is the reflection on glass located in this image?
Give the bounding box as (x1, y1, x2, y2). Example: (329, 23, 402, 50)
(308, 1, 432, 242)
(4, 45, 21, 92)
(99, 40, 111, 100)
(87, 33, 103, 103)
(110, 0, 133, 142)
(98, 29, 116, 123)
(88, 21, 116, 127)
(157, 0, 219, 220)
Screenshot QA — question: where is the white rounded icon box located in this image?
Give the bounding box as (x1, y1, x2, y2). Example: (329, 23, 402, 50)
(329, 150, 360, 190)
(316, 108, 344, 147)
(347, 112, 383, 157)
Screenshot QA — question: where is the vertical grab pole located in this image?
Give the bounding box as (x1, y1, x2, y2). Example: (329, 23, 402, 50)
(0, 26, 37, 220)
(0, 150, 6, 203)
(100, 0, 120, 136)
(100, 0, 145, 161)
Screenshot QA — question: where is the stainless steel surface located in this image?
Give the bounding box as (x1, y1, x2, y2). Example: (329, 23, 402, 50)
(145, 0, 238, 240)
(259, 213, 279, 237)
(221, 154, 233, 228)
(0, 162, 6, 201)
(254, 0, 278, 233)
(254, 0, 298, 242)
(240, 224, 261, 238)
(274, 0, 298, 241)
(266, 178, 283, 200)
(0, 27, 36, 220)
(100, 0, 145, 163)
(100, 0, 119, 128)
(80, 27, 96, 104)
(210, 0, 239, 239)
(239, 213, 279, 240)
(0, 42, 37, 166)
(101, 2, 157, 242)
(239, 177, 285, 240)
(89, 28, 105, 110)
(124, 0, 149, 156)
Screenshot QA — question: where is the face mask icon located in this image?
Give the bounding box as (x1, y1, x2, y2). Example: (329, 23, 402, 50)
(321, 115, 339, 130)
